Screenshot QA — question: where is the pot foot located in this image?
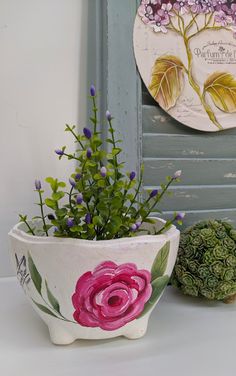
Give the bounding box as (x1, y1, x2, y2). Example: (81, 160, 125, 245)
(124, 325, 148, 340)
(48, 324, 75, 345)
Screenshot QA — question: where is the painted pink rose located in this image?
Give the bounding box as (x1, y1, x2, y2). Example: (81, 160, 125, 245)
(72, 261, 152, 331)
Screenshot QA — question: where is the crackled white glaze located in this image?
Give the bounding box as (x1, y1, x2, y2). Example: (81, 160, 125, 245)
(9, 218, 179, 345)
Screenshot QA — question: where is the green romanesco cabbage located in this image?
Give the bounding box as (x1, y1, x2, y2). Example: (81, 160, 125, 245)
(171, 220, 236, 303)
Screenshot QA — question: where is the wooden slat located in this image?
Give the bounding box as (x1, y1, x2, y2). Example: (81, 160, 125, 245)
(143, 134, 236, 158)
(104, 0, 142, 175)
(142, 105, 236, 135)
(143, 186, 236, 211)
(143, 159, 236, 186)
(152, 209, 236, 229)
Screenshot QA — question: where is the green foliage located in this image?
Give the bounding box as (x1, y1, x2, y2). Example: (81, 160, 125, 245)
(19, 90, 182, 240)
(171, 220, 236, 303)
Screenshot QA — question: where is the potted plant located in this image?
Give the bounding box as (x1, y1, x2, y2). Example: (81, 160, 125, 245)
(9, 86, 183, 345)
(172, 219, 236, 303)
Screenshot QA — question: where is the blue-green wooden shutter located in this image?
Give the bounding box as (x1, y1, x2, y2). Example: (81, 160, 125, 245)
(95, 0, 236, 228)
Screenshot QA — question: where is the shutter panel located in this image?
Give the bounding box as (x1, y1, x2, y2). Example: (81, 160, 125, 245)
(97, 0, 236, 228)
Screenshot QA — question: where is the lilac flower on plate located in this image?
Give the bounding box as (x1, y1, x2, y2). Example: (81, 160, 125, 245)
(151, 13, 170, 33)
(202, 0, 214, 14)
(174, 0, 190, 15)
(230, 3, 236, 21)
(212, 0, 227, 12)
(138, 4, 154, 24)
(188, 0, 204, 14)
(161, 3, 175, 18)
(138, 0, 160, 24)
(215, 10, 232, 26)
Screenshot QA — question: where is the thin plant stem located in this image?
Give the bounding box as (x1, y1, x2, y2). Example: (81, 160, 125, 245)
(92, 97, 98, 134)
(124, 167, 144, 217)
(19, 215, 35, 236)
(108, 118, 119, 182)
(37, 190, 48, 236)
(66, 124, 84, 150)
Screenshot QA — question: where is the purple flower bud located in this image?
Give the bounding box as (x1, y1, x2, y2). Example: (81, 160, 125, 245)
(130, 171, 136, 181)
(130, 224, 138, 232)
(85, 213, 92, 225)
(35, 179, 41, 190)
(150, 189, 158, 198)
(173, 170, 182, 179)
(100, 166, 107, 178)
(86, 148, 92, 159)
(55, 149, 64, 156)
(76, 193, 83, 205)
(67, 218, 74, 228)
(83, 127, 92, 139)
(136, 221, 142, 229)
(75, 173, 82, 181)
(69, 178, 76, 188)
(106, 110, 112, 121)
(54, 227, 59, 233)
(175, 212, 185, 221)
(48, 214, 55, 221)
(90, 85, 96, 97)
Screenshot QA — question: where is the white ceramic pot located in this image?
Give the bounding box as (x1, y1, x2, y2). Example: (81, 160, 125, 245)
(9, 218, 180, 345)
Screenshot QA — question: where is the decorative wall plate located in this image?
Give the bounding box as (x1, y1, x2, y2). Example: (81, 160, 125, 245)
(133, 0, 236, 132)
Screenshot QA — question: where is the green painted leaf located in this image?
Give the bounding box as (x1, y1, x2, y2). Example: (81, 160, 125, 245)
(149, 275, 170, 304)
(149, 55, 185, 110)
(45, 198, 57, 210)
(139, 275, 169, 318)
(52, 191, 65, 201)
(151, 241, 170, 281)
(32, 299, 58, 318)
(204, 72, 236, 113)
(28, 254, 42, 294)
(45, 280, 61, 314)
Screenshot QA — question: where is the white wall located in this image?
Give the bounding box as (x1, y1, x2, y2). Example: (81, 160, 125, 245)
(0, 0, 88, 276)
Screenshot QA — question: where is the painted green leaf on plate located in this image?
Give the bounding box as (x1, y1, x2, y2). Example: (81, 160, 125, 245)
(204, 72, 236, 113)
(149, 55, 185, 111)
(45, 280, 61, 314)
(28, 253, 42, 294)
(151, 241, 170, 281)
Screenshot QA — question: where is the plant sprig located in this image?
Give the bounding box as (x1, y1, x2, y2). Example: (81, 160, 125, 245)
(19, 86, 184, 240)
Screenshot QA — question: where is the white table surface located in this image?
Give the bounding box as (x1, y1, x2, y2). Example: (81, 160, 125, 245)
(0, 277, 236, 376)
